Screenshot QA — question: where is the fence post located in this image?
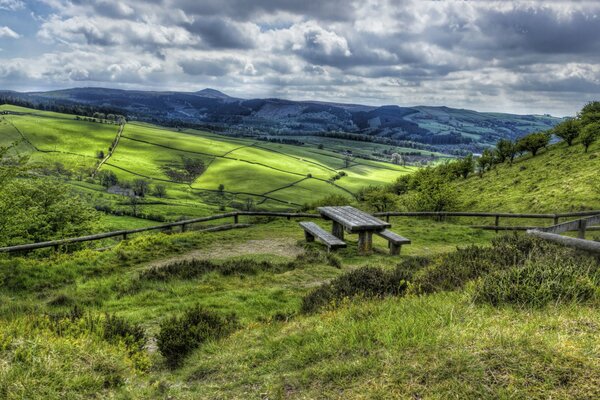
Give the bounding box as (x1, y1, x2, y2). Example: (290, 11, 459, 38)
(494, 215, 500, 233)
(386, 214, 390, 222)
(553, 215, 559, 225)
(578, 219, 587, 239)
(234, 214, 239, 224)
(122, 233, 127, 241)
(181, 224, 187, 233)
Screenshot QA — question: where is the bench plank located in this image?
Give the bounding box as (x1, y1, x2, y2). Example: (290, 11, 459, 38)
(376, 230, 411, 245)
(375, 230, 411, 255)
(318, 206, 390, 232)
(299, 222, 346, 250)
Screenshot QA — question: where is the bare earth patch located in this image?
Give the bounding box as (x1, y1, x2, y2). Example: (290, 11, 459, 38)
(149, 238, 304, 268)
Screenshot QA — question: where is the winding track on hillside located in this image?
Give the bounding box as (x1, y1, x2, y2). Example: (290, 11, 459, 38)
(93, 122, 125, 178)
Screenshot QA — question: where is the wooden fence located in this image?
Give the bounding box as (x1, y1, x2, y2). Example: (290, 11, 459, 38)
(373, 210, 600, 232)
(1, 209, 599, 254)
(527, 214, 600, 254)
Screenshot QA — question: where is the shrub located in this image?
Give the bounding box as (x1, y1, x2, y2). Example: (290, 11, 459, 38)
(157, 306, 237, 367)
(410, 234, 556, 294)
(473, 257, 600, 307)
(301, 261, 419, 313)
(103, 314, 146, 352)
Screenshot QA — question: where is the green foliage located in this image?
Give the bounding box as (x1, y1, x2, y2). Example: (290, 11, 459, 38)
(473, 256, 599, 307)
(359, 186, 398, 212)
(553, 119, 580, 146)
(157, 306, 237, 367)
(301, 262, 417, 313)
(477, 149, 495, 175)
(0, 178, 99, 246)
(0, 141, 28, 187)
(132, 179, 149, 197)
(580, 122, 599, 152)
(516, 131, 550, 156)
(578, 101, 600, 126)
(494, 138, 517, 164)
(97, 169, 118, 188)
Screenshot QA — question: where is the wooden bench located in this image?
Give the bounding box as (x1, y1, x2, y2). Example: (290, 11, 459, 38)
(375, 230, 411, 255)
(299, 222, 346, 252)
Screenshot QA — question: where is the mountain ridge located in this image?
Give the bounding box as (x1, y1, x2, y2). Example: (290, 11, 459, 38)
(0, 87, 563, 153)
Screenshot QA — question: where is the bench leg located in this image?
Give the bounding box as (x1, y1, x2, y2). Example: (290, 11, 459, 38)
(358, 231, 373, 254)
(304, 231, 315, 242)
(390, 243, 401, 255)
(332, 221, 344, 240)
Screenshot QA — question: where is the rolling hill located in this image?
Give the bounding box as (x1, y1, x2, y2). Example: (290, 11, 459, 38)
(0, 104, 414, 224)
(0, 87, 562, 154)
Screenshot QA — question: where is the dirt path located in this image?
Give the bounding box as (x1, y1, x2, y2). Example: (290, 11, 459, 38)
(147, 237, 304, 268)
(93, 122, 125, 177)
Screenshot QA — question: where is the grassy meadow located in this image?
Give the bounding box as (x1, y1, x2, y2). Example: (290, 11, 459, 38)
(0, 105, 414, 224)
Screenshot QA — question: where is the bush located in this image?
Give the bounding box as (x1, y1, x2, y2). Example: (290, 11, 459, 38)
(410, 234, 556, 294)
(301, 262, 418, 313)
(472, 257, 600, 307)
(103, 314, 146, 352)
(157, 306, 237, 367)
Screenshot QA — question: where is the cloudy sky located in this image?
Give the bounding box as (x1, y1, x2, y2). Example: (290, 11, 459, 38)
(0, 0, 599, 115)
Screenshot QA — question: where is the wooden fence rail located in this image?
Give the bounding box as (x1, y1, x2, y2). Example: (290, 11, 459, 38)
(2, 209, 599, 255)
(526, 213, 600, 254)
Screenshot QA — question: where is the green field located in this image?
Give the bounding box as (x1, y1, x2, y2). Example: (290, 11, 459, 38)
(0, 106, 415, 221)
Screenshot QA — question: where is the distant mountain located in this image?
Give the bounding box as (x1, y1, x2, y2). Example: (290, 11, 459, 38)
(0, 87, 562, 153)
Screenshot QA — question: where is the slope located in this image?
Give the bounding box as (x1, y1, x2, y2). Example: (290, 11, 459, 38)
(452, 138, 600, 213)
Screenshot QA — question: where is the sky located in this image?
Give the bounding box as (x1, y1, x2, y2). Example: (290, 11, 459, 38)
(0, 0, 599, 116)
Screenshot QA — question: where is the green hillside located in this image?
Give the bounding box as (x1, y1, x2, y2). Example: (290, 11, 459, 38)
(452, 137, 600, 213)
(0, 105, 415, 224)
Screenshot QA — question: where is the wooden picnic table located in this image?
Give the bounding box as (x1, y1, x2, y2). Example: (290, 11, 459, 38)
(317, 206, 391, 253)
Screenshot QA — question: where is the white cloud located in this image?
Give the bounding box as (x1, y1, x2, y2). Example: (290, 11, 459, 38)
(0, 26, 20, 39)
(0, 0, 24, 11)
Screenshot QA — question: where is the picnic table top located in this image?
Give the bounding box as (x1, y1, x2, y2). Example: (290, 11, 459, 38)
(317, 206, 391, 232)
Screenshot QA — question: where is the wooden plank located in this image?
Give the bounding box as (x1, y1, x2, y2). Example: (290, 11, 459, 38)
(375, 230, 411, 245)
(318, 206, 390, 232)
(527, 230, 600, 253)
(539, 214, 600, 234)
(299, 222, 346, 248)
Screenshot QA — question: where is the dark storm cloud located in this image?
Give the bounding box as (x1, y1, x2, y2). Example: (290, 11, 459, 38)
(185, 17, 255, 49)
(477, 7, 600, 56)
(170, 0, 360, 21)
(178, 58, 239, 76)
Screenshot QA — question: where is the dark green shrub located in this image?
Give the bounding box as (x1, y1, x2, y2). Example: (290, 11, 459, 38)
(103, 314, 146, 352)
(473, 258, 599, 307)
(411, 234, 558, 294)
(301, 262, 418, 314)
(157, 306, 237, 367)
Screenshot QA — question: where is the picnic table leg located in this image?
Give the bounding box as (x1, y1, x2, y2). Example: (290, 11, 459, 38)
(358, 231, 373, 253)
(332, 221, 344, 240)
(304, 231, 315, 242)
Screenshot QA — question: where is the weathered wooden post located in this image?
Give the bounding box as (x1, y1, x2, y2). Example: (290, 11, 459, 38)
(234, 214, 239, 224)
(553, 215, 559, 225)
(578, 219, 587, 239)
(122, 233, 128, 240)
(357, 231, 373, 253)
(494, 215, 500, 233)
(332, 221, 344, 240)
(181, 224, 187, 233)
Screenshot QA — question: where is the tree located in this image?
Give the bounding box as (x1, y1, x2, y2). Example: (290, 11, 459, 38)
(579, 101, 600, 126)
(390, 153, 402, 165)
(553, 119, 579, 146)
(0, 178, 98, 246)
(455, 154, 474, 179)
(517, 132, 550, 157)
(495, 139, 517, 164)
(580, 122, 599, 152)
(344, 152, 353, 168)
(96, 150, 105, 159)
(218, 184, 225, 193)
(153, 184, 168, 198)
(132, 179, 150, 197)
(97, 170, 118, 188)
(477, 149, 495, 176)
